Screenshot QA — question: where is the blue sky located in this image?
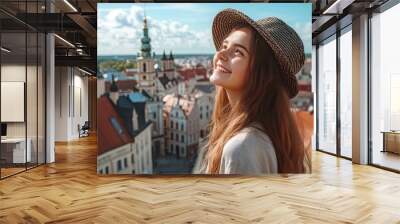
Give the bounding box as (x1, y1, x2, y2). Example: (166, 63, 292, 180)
(98, 3, 311, 56)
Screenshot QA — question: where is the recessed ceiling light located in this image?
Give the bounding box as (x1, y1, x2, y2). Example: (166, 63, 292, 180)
(78, 67, 93, 76)
(63, 0, 78, 12)
(1, 47, 11, 53)
(323, 0, 354, 15)
(54, 34, 75, 48)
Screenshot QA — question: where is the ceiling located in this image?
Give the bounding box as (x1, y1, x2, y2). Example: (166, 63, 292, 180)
(0, 0, 97, 74)
(0, 0, 395, 73)
(311, 0, 390, 43)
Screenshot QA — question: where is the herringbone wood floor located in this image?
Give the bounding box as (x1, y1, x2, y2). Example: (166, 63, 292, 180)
(0, 135, 400, 224)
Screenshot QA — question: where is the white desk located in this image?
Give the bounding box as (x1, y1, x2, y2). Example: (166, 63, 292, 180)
(1, 138, 31, 163)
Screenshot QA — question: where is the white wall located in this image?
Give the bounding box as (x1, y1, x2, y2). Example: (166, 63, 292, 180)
(1, 65, 26, 138)
(134, 124, 153, 174)
(54, 67, 89, 141)
(1, 63, 46, 163)
(97, 143, 133, 174)
(1, 65, 36, 137)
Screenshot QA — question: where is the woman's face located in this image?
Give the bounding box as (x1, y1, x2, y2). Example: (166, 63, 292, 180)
(210, 27, 253, 91)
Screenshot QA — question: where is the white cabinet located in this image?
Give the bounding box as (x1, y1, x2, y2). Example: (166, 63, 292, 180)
(1, 138, 32, 163)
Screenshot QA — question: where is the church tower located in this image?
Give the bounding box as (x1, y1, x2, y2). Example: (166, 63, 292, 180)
(161, 50, 176, 80)
(137, 16, 157, 96)
(110, 74, 119, 105)
(168, 51, 176, 79)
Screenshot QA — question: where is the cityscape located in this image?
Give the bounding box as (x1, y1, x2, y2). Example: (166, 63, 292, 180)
(97, 7, 312, 175)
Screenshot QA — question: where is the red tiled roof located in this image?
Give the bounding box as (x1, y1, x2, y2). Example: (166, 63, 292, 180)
(105, 80, 137, 92)
(298, 83, 311, 92)
(97, 95, 133, 155)
(163, 94, 195, 118)
(177, 68, 207, 81)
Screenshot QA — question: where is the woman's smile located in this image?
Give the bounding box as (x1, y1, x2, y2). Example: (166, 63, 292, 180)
(215, 62, 232, 74)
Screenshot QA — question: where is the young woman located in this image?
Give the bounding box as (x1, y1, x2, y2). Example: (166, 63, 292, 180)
(204, 8, 310, 174)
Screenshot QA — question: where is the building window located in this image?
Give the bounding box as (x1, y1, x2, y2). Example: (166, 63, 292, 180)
(170, 120, 173, 127)
(200, 113, 202, 119)
(200, 130, 204, 138)
(124, 158, 128, 168)
(181, 123, 184, 131)
(170, 144, 173, 151)
(206, 105, 209, 110)
(339, 26, 352, 158)
(318, 35, 337, 155)
(143, 63, 147, 72)
(176, 134, 179, 141)
(131, 154, 135, 164)
(200, 106, 203, 111)
(141, 155, 145, 171)
(176, 145, 179, 154)
(153, 112, 157, 119)
(206, 112, 209, 119)
(176, 111, 178, 117)
(99, 169, 103, 174)
(181, 147, 185, 157)
(181, 135, 184, 143)
(370, 7, 400, 171)
(105, 166, 109, 174)
(148, 151, 152, 166)
(110, 117, 124, 135)
(117, 160, 123, 171)
(176, 122, 179, 129)
(171, 132, 173, 140)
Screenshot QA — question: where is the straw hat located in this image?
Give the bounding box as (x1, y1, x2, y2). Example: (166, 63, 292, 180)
(212, 8, 305, 99)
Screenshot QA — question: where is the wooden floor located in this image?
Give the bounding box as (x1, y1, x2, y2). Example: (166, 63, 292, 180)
(372, 150, 400, 171)
(0, 167, 26, 178)
(1, 135, 400, 223)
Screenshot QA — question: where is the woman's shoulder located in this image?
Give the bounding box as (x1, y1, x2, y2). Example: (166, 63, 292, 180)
(224, 126, 273, 154)
(220, 125, 278, 174)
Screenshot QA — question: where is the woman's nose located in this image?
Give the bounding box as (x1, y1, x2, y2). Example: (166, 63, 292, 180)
(216, 48, 228, 61)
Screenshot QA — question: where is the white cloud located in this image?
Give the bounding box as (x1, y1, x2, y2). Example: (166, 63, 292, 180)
(292, 22, 312, 52)
(98, 6, 213, 55)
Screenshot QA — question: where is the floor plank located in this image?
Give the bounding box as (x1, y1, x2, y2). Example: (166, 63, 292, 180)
(0, 135, 399, 223)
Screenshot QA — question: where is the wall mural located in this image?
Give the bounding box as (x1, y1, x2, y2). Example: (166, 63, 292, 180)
(97, 3, 313, 175)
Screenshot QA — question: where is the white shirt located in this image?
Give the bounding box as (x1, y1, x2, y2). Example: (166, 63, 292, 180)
(219, 125, 278, 175)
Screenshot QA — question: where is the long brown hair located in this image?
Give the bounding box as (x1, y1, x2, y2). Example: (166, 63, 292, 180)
(205, 26, 306, 174)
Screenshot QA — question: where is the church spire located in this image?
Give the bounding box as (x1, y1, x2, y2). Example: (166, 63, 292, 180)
(162, 50, 167, 60)
(140, 14, 151, 58)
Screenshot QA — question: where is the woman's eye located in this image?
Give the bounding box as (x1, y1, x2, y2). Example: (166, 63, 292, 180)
(235, 49, 244, 56)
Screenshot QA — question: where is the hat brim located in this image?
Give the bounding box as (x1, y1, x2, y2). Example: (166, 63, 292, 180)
(212, 9, 266, 53)
(211, 8, 300, 98)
